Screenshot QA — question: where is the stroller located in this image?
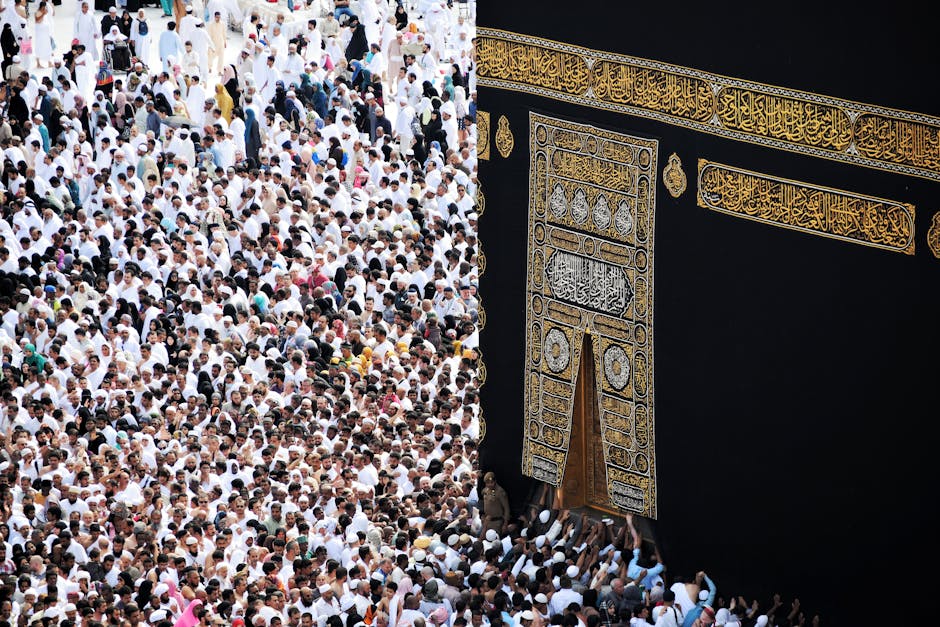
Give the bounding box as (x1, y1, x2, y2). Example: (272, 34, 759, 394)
(104, 39, 132, 74)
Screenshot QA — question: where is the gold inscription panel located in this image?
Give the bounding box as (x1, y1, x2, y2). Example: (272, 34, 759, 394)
(697, 160, 916, 254)
(476, 28, 940, 181)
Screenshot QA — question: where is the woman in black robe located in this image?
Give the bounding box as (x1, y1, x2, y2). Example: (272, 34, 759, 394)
(244, 107, 261, 166)
(273, 83, 287, 119)
(421, 80, 439, 99)
(327, 136, 345, 166)
(7, 87, 29, 133)
(222, 64, 239, 103)
(1, 24, 18, 77)
(118, 10, 134, 37)
(411, 133, 427, 165)
(344, 15, 368, 63)
(394, 4, 408, 30)
(422, 109, 445, 153)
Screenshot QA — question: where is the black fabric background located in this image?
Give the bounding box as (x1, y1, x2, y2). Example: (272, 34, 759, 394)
(476, 2, 940, 624)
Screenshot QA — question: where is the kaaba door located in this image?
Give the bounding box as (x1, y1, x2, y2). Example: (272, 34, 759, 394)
(559, 334, 613, 513)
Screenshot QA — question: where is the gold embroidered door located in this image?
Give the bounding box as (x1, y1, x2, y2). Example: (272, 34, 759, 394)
(560, 335, 613, 512)
(522, 113, 658, 518)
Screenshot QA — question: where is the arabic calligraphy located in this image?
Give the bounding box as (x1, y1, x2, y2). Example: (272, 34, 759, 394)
(854, 115, 940, 173)
(697, 160, 916, 254)
(545, 251, 634, 316)
(476, 28, 940, 181)
(475, 36, 591, 96)
(715, 88, 852, 151)
(591, 60, 714, 123)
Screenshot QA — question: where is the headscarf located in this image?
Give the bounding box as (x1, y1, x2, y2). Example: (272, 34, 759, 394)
(244, 107, 257, 143)
(221, 64, 236, 86)
(23, 344, 46, 370)
(442, 74, 454, 101)
(453, 85, 467, 118)
(321, 280, 341, 306)
(311, 82, 328, 119)
(105, 25, 126, 42)
(416, 97, 432, 124)
(349, 59, 363, 87)
(215, 84, 234, 122)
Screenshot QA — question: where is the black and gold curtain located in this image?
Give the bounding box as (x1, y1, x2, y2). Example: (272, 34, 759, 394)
(475, 2, 940, 624)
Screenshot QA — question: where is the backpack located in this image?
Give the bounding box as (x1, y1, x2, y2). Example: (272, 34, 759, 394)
(138, 20, 148, 36)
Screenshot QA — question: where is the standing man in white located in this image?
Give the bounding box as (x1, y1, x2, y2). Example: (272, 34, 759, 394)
(73, 1, 100, 61)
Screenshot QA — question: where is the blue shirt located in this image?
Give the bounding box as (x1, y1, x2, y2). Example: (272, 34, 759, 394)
(681, 575, 716, 627)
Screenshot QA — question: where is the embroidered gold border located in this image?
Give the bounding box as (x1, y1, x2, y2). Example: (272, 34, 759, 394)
(476, 215, 487, 440)
(476, 28, 940, 182)
(477, 111, 491, 160)
(697, 159, 916, 254)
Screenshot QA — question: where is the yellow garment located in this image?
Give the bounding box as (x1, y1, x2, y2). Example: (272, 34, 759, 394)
(215, 84, 234, 122)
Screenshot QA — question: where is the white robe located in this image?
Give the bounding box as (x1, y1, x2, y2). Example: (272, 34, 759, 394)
(186, 83, 207, 128)
(131, 19, 151, 67)
(34, 7, 53, 63)
(178, 14, 200, 45)
(74, 50, 95, 102)
(188, 27, 213, 80)
(73, 9, 100, 60)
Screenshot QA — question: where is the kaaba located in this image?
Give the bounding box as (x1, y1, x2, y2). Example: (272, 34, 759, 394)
(475, 2, 940, 624)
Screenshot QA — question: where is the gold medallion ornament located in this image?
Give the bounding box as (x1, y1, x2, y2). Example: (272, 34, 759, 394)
(662, 153, 687, 198)
(496, 115, 515, 158)
(928, 212, 940, 258)
(477, 111, 491, 160)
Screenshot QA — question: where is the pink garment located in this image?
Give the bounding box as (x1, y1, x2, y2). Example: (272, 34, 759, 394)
(167, 579, 188, 614)
(172, 594, 201, 627)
